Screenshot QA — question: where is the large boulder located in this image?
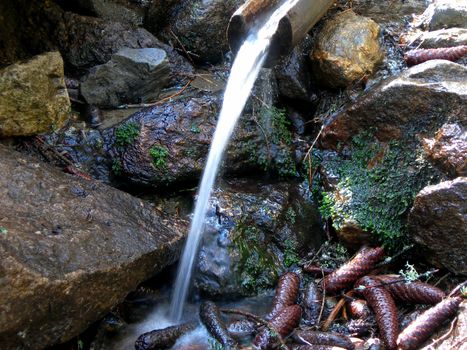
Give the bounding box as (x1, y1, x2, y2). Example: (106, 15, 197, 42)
(106, 81, 301, 188)
(160, 0, 242, 63)
(311, 10, 384, 88)
(0, 52, 70, 137)
(0, 145, 187, 349)
(408, 177, 466, 275)
(81, 47, 171, 107)
(195, 179, 324, 297)
(316, 60, 466, 250)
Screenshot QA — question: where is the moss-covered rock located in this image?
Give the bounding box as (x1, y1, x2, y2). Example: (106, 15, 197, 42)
(316, 60, 466, 251)
(0, 52, 70, 137)
(195, 179, 324, 297)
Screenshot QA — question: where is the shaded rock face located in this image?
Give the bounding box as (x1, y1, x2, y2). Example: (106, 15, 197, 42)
(81, 47, 171, 107)
(0, 52, 70, 137)
(0, 145, 187, 349)
(316, 60, 466, 250)
(408, 177, 467, 275)
(422, 0, 467, 31)
(422, 123, 467, 177)
(195, 179, 324, 297)
(145, 0, 184, 34)
(311, 10, 384, 88)
(161, 0, 242, 63)
(275, 35, 316, 103)
(60, 0, 148, 26)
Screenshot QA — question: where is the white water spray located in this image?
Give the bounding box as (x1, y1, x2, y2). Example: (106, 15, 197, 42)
(169, 0, 300, 322)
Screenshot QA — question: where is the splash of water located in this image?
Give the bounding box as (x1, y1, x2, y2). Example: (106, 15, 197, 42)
(169, 0, 300, 322)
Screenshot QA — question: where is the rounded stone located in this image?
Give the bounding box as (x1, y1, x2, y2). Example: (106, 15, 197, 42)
(311, 10, 384, 88)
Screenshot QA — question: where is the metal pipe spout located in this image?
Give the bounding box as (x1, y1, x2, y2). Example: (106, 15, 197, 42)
(227, 0, 334, 65)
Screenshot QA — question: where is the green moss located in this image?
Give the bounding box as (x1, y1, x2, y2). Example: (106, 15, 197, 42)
(319, 131, 437, 251)
(115, 122, 140, 147)
(231, 217, 280, 293)
(111, 158, 122, 176)
(285, 207, 297, 225)
(244, 106, 297, 177)
(283, 239, 300, 267)
(149, 145, 169, 169)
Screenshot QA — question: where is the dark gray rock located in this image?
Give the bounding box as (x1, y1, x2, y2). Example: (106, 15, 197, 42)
(408, 177, 467, 275)
(422, 0, 467, 31)
(0, 145, 187, 349)
(275, 35, 316, 102)
(160, 0, 242, 63)
(195, 179, 324, 297)
(66, 0, 148, 26)
(145, 0, 183, 34)
(81, 47, 171, 107)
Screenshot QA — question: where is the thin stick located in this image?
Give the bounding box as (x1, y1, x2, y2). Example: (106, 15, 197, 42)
(374, 245, 414, 268)
(428, 316, 458, 349)
(316, 269, 327, 327)
(117, 79, 193, 109)
(433, 272, 450, 288)
(169, 29, 196, 66)
(322, 291, 354, 331)
(220, 308, 288, 350)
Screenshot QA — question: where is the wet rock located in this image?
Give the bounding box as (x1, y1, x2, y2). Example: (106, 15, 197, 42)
(422, 0, 467, 31)
(317, 60, 467, 249)
(195, 179, 324, 297)
(320, 60, 467, 147)
(422, 123, 467, 177)
(311, 10, 384, 88)
(0, 145, 187, 349)
(403, 28, 467, 49)
(160, 0, 242, 63)
(107, 88, 300, 188)
(275, 35, 316, 102)
(81, 47, 171, 107)
(408, 177, 467, 275)
(0, 52, 70, 137)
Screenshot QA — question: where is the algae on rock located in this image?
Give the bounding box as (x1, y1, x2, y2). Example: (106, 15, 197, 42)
(318, 131, 439, 250)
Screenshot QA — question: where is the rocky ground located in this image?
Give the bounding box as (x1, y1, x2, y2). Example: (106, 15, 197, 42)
(0, 0, 465, 349)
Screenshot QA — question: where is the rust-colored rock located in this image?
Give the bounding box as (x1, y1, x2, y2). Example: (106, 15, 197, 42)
(422, 123, 466, 177)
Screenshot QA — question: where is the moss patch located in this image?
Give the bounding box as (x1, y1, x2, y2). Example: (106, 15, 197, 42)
(115, 122, 140, 147)
(149, 145, 169, 169)
(244, 106, 297, 178)
(318, 131, 438, 250)
(231, 216, 280, 293)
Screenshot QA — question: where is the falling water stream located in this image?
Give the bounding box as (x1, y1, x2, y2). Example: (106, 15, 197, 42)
(169, 0, 300, 322)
